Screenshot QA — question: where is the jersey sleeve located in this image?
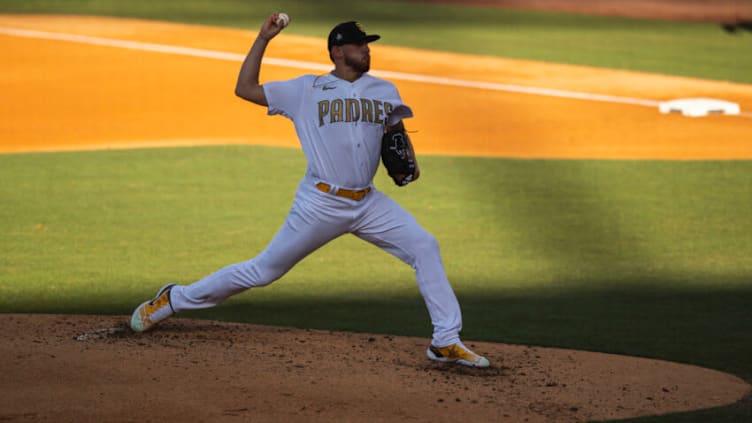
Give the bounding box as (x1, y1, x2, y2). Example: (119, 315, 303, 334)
(387, 104, 413, 126)
(381, 79, 413, 126)
(263, 76, 309, 120)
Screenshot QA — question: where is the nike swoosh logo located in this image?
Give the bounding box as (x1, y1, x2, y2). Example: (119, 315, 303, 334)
(322, 85, 337, 91)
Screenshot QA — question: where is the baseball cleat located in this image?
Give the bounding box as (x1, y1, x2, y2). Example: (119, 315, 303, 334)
(426, 342, 490, 368)
(130, 283, 176, 332)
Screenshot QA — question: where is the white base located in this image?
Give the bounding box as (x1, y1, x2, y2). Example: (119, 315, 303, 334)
(658, 98, 740, 117)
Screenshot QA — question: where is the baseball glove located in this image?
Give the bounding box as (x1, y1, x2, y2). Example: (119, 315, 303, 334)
(381, 128, 417, 186)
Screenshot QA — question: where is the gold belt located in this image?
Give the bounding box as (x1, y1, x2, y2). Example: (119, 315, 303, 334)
(316, 182, 371, 201)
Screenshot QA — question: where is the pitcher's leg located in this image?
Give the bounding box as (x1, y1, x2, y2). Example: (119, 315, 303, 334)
(171, 206, 345, 312)
(409, 231, 463, 347)
(353, 192, 462, 347)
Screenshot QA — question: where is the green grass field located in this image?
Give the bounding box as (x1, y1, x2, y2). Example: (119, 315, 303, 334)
(1, 1, 751, 422)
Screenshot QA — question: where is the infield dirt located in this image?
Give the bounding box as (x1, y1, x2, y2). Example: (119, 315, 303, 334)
(1, 314, 750, 422)
(1, 14, 750, 158)
(1, 12, 751, 423)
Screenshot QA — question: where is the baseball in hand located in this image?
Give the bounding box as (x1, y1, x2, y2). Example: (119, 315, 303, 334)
(275, 12, 290, 28)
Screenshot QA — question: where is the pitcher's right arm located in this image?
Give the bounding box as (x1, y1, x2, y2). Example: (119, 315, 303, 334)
(235, 13, 288, 106)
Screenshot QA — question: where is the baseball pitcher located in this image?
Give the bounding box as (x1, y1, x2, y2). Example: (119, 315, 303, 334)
(130, 14, 489, 368)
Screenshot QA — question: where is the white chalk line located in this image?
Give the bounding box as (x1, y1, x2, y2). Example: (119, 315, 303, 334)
(0, 26, 662, 107)
(1, 26, 749, 118)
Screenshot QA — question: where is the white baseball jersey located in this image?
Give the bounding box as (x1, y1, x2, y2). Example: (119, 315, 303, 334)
(264, 73, 413, 189)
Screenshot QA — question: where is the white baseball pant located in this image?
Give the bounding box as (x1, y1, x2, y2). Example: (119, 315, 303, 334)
(169, 174, 463, 347)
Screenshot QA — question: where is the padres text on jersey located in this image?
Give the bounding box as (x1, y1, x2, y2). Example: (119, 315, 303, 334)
(317, 98, 394, 126)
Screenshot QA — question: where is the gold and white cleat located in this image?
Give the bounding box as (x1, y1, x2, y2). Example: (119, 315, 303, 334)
(130, 284, 176, 332)
(426, 342, 490, 368)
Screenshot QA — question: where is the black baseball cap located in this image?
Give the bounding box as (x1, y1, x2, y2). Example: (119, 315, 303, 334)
(327, 21, 380, 51)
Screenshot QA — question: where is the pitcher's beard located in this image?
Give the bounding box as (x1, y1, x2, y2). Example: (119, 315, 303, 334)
(345, 55, 370, 73)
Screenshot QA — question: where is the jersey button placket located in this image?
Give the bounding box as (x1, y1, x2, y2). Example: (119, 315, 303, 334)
(353, 91, 359, 127)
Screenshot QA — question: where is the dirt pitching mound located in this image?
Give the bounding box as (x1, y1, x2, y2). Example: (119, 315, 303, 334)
(1, 314, 748, 422)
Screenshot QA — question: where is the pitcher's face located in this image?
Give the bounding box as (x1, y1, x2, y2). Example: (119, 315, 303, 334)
(342, 41, 371, 73)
